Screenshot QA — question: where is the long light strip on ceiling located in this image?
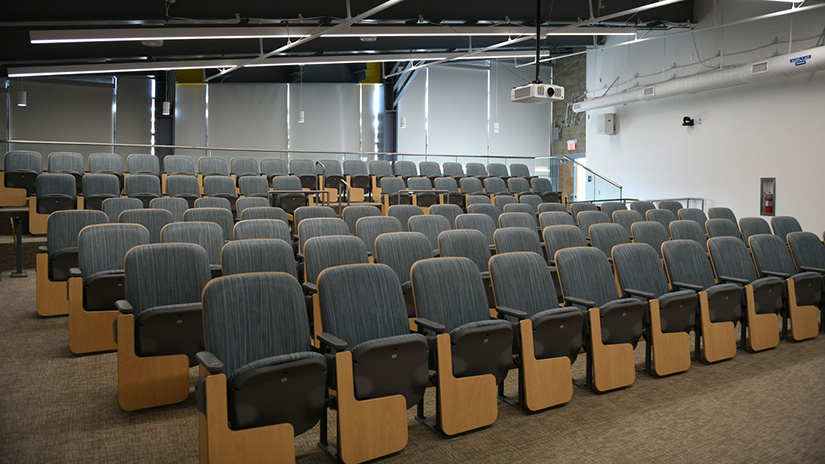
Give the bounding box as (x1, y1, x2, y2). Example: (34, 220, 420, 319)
(30, 26, 637, 44)
(8, 50, 551, 78)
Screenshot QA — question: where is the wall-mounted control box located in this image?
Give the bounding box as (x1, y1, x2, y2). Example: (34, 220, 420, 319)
(596, 113, 615, 135)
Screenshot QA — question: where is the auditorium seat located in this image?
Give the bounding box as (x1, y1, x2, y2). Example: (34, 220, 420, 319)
(375, 231, 434, 319)
(234, 197, 269, 220)
(494, 227, 542, 256)
(442, 161, 465, 179)
(465, 162, 488, 180)
(317, 159, 345, 201)
(102, 197, 143, 223)
(195, 197, 232, 211)
(419, 161, 443, 182)
(493, 194, 517, 210)
(503, 203, 535, 216)
(630, 201, 655, 216)
(119, 208, 173, 243)
(569, 202, 598, 223)
(599, 202, 626, 221)
(81, 173, 120, 211)
(428, 204, 462, 228)
(343, 159, 371, 201)
(238, 176, 269, 198)
(393, 160, 418, 181)
(531, 178, 560, 203)
(657, 201, 683, 217)
(124, 174, 160, 208)
(771, 216, 803, 242)
(542, 225, 587, 266)
(740, 217, 772, 244)
(161, 221, 224, 278)
(298, 218, 349, 256)
(517, 194, 542, 214)
(467, 204, 502, 226)
(499, 212, 538, 231)
(2, 150, 42, 207)
(46, 151, 83, 192)
(708, 207, 738, 225)
(631, 221, 670, 259)
(31, 173, 78, 234)
(368, 160, 393, 199)
(706, 218, 742, 240)
(230, 156, 259, 187)
(89, 153, 124, 190)
(126, 153, 161, 177)
(220, 239, 296, 277)
(271, 176, 308, 215)
(407, 177, 439, 209)
(183, 207, 234, 242)
(408, 214, 450, 256)
(646, 209, 677, 231)
(537, 202, 568, 214)
(150, 197, 188, 222)
(203, 175, 237, 211)
(260, 158, 288, 183)
(233, 219, 291, 242)
(342, 205, 381, 235)
(456, 213, 497, 250)
(487, 163, 510, 181)
(355, 215, 403, 259)
(466, 195, 492, 206)
(612, 209, 644, 237)
(380, 177, 412, 213)
(509, 163, 533, 180)
(388, 205, 424, 230)
(433, 177, 465, 209)
(240, 206, 288, 222)
(589, 223, 630, 258)
(677, 208, 708, 227)
(166, 174, 201, 208)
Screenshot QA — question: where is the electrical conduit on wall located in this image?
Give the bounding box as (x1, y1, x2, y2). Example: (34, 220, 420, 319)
(573, 45, 825, 113)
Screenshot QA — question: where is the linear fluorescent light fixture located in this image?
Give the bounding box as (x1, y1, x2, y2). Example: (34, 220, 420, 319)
(30, 26, 636, 44)
(9, 50, 550, 78)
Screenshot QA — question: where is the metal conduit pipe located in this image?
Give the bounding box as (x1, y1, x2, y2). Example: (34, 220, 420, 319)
(573, 45, 825, 113)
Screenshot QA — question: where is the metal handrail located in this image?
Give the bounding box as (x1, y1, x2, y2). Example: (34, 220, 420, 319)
(556, 155, 622, 190)
(1, 138, 540, 161)
(647, 197, 706, 211)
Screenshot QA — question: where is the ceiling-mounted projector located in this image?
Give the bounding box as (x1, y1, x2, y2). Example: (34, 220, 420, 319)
(511, 83, 565, 103)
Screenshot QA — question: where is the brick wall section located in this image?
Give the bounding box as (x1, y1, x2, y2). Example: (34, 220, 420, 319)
(550, 54, 587, 156)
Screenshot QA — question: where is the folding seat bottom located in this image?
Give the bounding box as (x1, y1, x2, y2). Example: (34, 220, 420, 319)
(49, 249, 78, 281)
(84, 272, 126, 311)
(448, 320, 512, 384)
(38, 195, 76, 214)
(135, 303, 204, 365)
(596, 299, 645, 346)
(351, 334, 429, 408)
(530, 308, 583, 361)
(657, 290, 697, 334)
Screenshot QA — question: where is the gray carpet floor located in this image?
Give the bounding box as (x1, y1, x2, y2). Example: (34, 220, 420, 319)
(1, 268, 825, 463)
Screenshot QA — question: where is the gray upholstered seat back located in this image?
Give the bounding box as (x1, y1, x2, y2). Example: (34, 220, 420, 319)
(150, 197, 188, 222)
(771, 216, 802, 241)
(459, 177, 484, 194)
(438, 229, 490, 273)
(231, 157, 259, 177)
(509, 163, 530, 177)
(589, 223, 630, 256)
(233, 219, 291, 242)
(37, 173, 76, 198)
(47, 152, 83, 175)
(183, 207, 234, 241)
(677, 208, 707, 226)
(271, 175, 302, 191)
(537, 202, 567, 213)
(467, 204, 501, 225)
(740, 217, 772, 243)
(124, 174, 160, 196)
(195, 197, 232, 210)
(102, 197, 143, 223)
(707, 237, 759, 282)
(316, 159, 343, 176)
(260, 158, 288, 178)
(318, 263, 411, 347)
(494, 228, 542, 255)
(78, 224, 150, 280)
(428, 204, 462, 228)
(612, 243, 670, 298)
(487, 163, 508, 178)
(82, 173, 120, 199)
(161, 221, 224, 266)
(221, 240, 296, 277)
(342, 205, 381, 235)
(368, 160, 393, 177)
(661, 240, 717, 289)
(241, 206, 288, 222)
(631, 221, 669, 258)
(577, 210, 610, 233)
(466, 195, 491, 206)
(543, 225, 587, 260)
(235, 197, 269, 220)
(411, 257, 490, 331)
(788, 232, 825, 271)
(442, 162, 465, 178)
(4, 150, 42, 173)
(455, 213, 496, 247)
(375, 232, 433, 285)
(198, 157, 229, 176)
(465, 163, 487, 178)
(298, 218, 350, 251)
(88, 153, 123, 176)
(355, 216, 404, 256)
(407, 177, 433, 191)
(531, 177, 553, 193)
(419, 161, 441, 177)
(599, 202, 626, 220)
(202, 272, 310, 376)
(630, 201, 655, 215)
(613, 209, 644, 236)
(499, 212, 537, 229)
(47, 210, 108, 255)
(657, 201, 683, 217)
(503, 203, 534, 215)
(670, 220, 707, 248)
(304, 235, 370, 284)
(293, 206, 336, 227)
(555, 247, 619, 308)
(119, 208, 174, 243)
(388, 205, 424, 229)
(493, 195, 517, 210)
(645, 209, 676, 230)
(342, 160, 368, 176)
(484, 177, 507, 194)
(127, 154, 160, 176)
(238, 176, 269, 197)
(433, 177, 459, 193)
(166, 175, 200, 198)
(489, 252, 557, 318)
(569, 202, 598, 221)
(380, 176, 407, 195)
(393, 161, 417, 178)
(749, 234, 798, 276)
(706, 218, 741, 240)
(408, 215, 451, 253)
(203, 175, 236, 197)
(163, 155, 196, 176)
(708, 207, 737, 224)
(124, 243, 210, 317)
(507, 177, 531, 194)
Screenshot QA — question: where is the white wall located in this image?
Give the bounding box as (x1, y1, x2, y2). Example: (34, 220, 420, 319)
(585, 1, 825, 233)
